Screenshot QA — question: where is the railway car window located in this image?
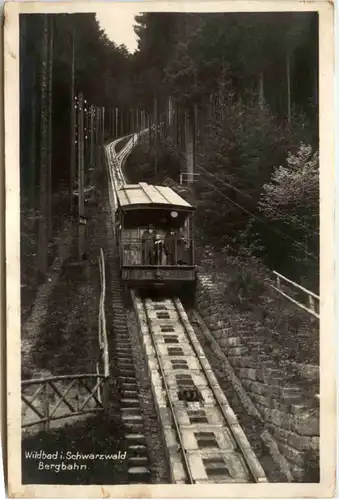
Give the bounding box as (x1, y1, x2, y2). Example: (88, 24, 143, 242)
(161, 325, 174, 332)
(168, 347, 183, 356)
(203, 458, 230, 477)
(164, 335, 179, 344)
(195, 432, 219, 448)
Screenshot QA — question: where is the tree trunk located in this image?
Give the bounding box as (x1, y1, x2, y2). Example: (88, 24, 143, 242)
(115, 107, 118, 138)
(184, 108, 194, 185)
(175, 102, 180, 147)
(30, 59, 37, 211)
(286, 50, 291, 124)
(101, 106, 105, 166)
(69, 27, 76, 212)
(193, 104, 198, 166)
(258, 71, 265, 111)
(95, 107, 100, 166)
(153, 96, 158, 177)
(47, 15, 53, 240)
(314, 66, 318, 110)
(37, 15, 49, 275)
(90, 105, 94, 167)
(77, 92, 85, 260)
(219, 61, 226, 121)
(120, 108, 124, 136)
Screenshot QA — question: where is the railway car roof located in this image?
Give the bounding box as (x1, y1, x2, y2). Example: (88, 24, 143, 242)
(117, 182, 195, 211)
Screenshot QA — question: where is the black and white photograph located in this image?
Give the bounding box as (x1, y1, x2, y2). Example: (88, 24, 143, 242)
(4, 0, 335, 497)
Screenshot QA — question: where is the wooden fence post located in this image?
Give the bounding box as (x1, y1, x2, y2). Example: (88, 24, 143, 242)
(43, 382, 50, 432)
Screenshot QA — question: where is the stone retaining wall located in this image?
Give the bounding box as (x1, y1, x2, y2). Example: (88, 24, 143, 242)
(195, 272, 319, 482)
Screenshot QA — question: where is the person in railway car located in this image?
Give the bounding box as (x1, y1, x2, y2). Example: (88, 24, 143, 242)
(177, 227, 188, 265)
(141, 225, 156, 264)
(164, 228, 178, 265)
(153, 232, 164, 265)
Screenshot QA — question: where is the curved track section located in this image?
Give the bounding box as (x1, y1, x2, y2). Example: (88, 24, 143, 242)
(132, 292, 268, 484)
(105, 134, 267, 484)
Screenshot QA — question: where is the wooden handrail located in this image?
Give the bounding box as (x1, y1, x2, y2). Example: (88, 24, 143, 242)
(271, 271, 319, 319)
(22, 373, 106, 385)
(99, 248, 109, 378)
(273, 271, 319, 300)
(271, 285, 319, 319)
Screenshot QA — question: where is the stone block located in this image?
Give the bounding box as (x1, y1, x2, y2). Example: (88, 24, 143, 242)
(291, 465, 305, 481)
(267, 409, 294, 431)
(266, 424, 290, 444)
(250, 392, 270, 408)
(210, 312, 222, 323)
(310, 437, 320, 450)
(287, 432, 312, 452)
(229, 356, 254, 367)
(226, 336, 242, 347)
(278, 443, 305, 468)
(243, 379, 281, 398)
(270, 397, 293, 414)
(238, 367, 257, 381)
(228, 346, 249, 357)
(279, 386, 304, 399)
(292, 414, 319, 436)
(211, 329, 224, 340)
(290, 403, 310, 415)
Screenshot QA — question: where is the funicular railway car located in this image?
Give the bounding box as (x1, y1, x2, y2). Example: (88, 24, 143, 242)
(115, 182, 196, 291)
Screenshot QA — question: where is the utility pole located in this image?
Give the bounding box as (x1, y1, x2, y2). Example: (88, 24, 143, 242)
(135, 107, 139, 132)
(77, 92, 85, 260)
(108, 104, 111, 138)
(185, 107, 195, 202)
(101, 106, 105, 168)
(90, 105, 94, 167)
(115, 107, 118, 138)
(286, 50, 291, 124)
(130, 108, 134, 146)
(69, 27, 76, 213)
(148, 112, 151, 148)
(37, 14, 49, 275)
(102, 106, 105, 143)
(84, 100, 89, 167)
(154, 96, 158, 177)
(96, 107, 101, 168)
(47, 15, 54, 240)
(120, 109, 124, 137)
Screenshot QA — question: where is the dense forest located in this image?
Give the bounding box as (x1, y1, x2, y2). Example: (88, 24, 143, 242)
(20, 11, 319, 296)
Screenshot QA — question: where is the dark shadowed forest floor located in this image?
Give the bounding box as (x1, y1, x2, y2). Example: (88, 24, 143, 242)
(21, 172, 128, 484)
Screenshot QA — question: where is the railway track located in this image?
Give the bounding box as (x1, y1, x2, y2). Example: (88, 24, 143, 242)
(132, 293, 267, 484)
(105, 134, 268, 484)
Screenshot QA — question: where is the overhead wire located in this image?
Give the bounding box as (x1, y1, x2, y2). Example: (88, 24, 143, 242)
(197, 164, 319, 235)
(198, 176, 318, 262)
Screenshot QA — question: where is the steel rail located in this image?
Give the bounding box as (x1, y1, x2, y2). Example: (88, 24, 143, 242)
(142, 298, 195, 484)
(173, 298, 267, 483)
